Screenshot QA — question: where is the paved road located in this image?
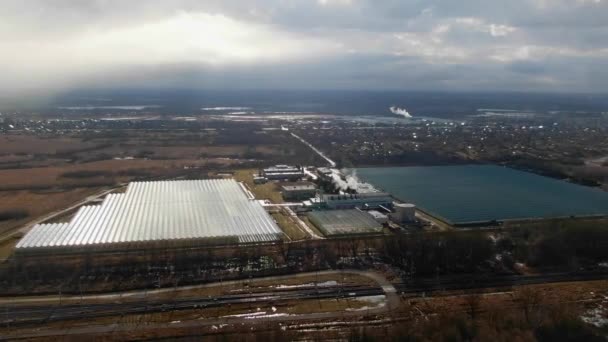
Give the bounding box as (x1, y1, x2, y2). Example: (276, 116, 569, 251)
(290, 132, 336, 167)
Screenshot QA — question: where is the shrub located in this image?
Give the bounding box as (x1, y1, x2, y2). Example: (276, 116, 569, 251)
(0, 209, 29, 221)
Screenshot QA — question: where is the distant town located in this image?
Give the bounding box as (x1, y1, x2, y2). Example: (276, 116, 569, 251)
(1, 108, 607, 340)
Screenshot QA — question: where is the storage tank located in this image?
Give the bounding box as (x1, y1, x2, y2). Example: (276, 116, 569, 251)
(391, 203, 416, 223)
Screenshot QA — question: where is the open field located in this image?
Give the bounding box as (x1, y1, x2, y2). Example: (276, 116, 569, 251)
(233, 169, 284, 203)
(0, 135, 99, 155)
(272, 211, 310, 241)
(0, 237, 19, 261)
(299, 215, 326, 238)
(0, 159, 232, 190)
(0, 187, 102, 235)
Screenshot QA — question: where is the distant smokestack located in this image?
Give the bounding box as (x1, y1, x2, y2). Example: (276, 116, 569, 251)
(389, 106, 413, 118)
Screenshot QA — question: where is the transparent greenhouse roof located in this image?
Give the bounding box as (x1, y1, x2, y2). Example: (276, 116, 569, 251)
(17, 179, 282, 250)
(308, 209, 383, 236)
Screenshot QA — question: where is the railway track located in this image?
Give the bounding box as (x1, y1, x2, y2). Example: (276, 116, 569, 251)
(2, 284, 384, 326)
(3, 270, 607, 327)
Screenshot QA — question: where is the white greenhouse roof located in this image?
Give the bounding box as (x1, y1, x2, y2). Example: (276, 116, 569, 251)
(17, 179, 282, 250)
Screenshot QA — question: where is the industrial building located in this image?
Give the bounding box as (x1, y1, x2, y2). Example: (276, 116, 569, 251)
(307, 210, 383, 237)
(316, 167, 333, 181)
(261, 165, 305, 181)
(15, 179, 283, 255)
(320, 193, 393, 210)
(367, 210, 389, 224)
(391, 203, 417, 223)
(280, 182, 317, 201)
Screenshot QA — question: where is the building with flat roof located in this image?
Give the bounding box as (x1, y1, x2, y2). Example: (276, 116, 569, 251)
(16, 179, 283, 255)
(280, 182, 317, 201)
(316, 167, 333, 181)
(261, 165, 305, 181)
(320, 192, 392, 210)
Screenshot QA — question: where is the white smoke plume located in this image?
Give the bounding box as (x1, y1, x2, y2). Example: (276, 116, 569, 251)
(330, 169, 348, 190)
(389, 106, 413, 118)
(330, 169, 376, 192)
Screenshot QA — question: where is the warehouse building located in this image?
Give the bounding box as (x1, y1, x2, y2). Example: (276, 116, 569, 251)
(15, 179, 283, 255)
(280, 182, 317, 201)
(307, 209, 383, 237)
(320, 193, 393, 210)
(316, 167, 333, 181)
(261, 165, 305, 181)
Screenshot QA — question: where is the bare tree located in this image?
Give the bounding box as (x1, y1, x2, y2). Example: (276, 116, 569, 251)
(277, 241, 291, 264)
(514, 286, 543, 325)
(464, 293, 482, 322)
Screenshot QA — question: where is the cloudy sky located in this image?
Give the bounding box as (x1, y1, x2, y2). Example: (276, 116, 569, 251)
(1, 0, 607, 96)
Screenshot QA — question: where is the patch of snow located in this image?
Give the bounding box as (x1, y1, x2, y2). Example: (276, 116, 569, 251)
(346, 295, 386, 312)
(275, 280, 338, 289)
(247, 313, 289, 319)
(357, 295, 386, 304)
(223, 311, 290, 320)
(581, 297, 608, 328)
(581, 307, 608, 327)
(224, 311, 268, 318)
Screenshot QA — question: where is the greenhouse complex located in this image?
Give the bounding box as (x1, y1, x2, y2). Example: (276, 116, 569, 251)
(15, 179, 283, 255)
(307, 209, 383, 237)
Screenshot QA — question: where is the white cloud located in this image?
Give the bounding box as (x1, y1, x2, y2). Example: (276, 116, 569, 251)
(0, 0, 607, 94)
(317, 0, 353, 6)
(489, 24, 516, 37)
(452, 17, 516, 37)
(0, 10, 338, 93)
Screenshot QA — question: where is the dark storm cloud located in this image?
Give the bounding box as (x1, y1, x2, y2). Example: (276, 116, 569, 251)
(0, 0, 607, 95)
